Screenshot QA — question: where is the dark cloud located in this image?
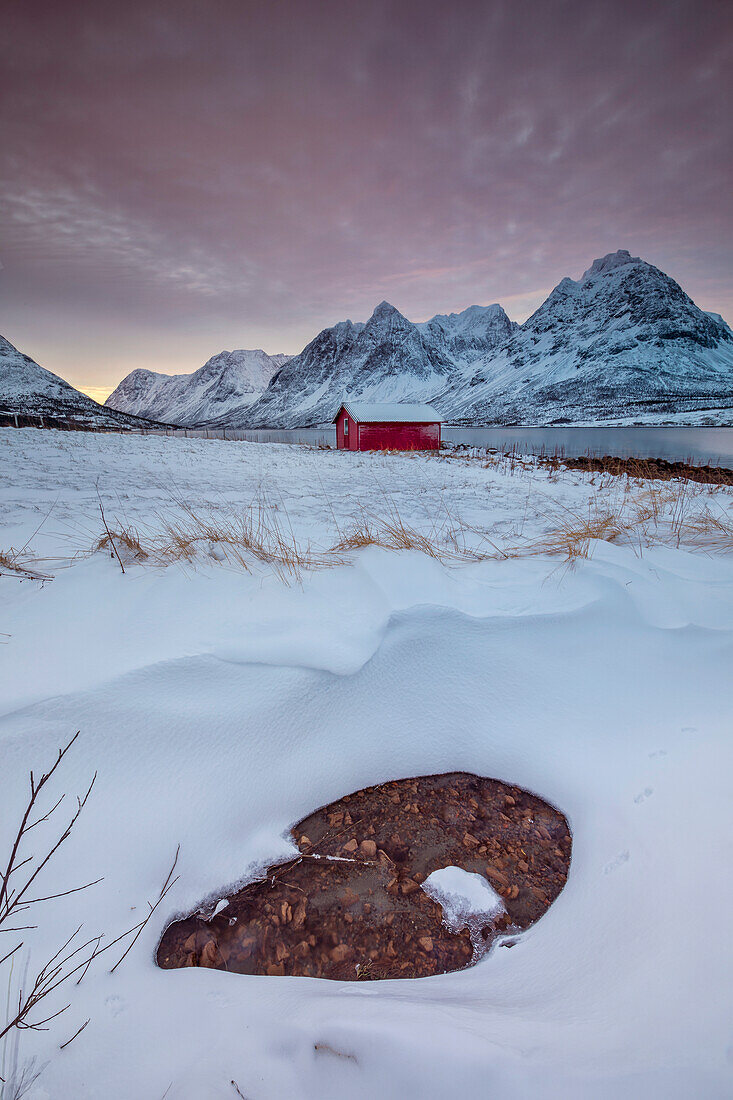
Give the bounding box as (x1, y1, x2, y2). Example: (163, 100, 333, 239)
(1, 0, 731, 393)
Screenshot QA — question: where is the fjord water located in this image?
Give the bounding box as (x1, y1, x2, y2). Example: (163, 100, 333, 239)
(172, 425, 733, 467)
(442, 425, 733, 466)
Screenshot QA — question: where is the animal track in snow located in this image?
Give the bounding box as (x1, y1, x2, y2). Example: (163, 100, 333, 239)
(105, 994, 127, 1017)
(603, 850, 630, 875)
(634, 787, 654, 803)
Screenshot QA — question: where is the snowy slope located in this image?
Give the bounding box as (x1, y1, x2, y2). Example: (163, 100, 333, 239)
(1, 430, 732, 1099)
(440, 251, 733, 425)
(105, 348, 289, 426)
(0, 334, 155, 427)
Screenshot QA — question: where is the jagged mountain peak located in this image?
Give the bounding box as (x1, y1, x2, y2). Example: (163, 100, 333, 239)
(417, 301, 516, 368)
(441, 249, 733, 425)
(366, 300, 410, 328)
(582, 249, 643, 282)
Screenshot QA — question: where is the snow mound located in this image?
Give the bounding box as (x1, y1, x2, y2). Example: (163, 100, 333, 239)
(421, 866, 505, 932)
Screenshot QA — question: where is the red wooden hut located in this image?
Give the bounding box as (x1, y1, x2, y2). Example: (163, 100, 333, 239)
(333, 401, 443, 451)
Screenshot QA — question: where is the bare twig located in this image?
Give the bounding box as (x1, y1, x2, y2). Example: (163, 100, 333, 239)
(95, 482, 125, 573)
(109, 846, 180, 974)
(59, 1017, 89, 1050)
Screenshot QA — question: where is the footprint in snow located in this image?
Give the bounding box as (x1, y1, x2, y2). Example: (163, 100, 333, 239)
(648, 749, 667, 759)
(603, 850, 630, 875)
(105, 995, 126, 1017)
(634, 787, 654, 803)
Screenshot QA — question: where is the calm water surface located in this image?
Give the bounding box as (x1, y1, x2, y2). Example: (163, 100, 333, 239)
(150, 425, 733, 468)
(442, 426, 733, 467)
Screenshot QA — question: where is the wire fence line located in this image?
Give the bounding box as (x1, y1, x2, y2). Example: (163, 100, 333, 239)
(128, 426, 339, 445)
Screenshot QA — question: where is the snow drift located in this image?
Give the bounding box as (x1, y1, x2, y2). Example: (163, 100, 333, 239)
(1, 430, 732, 1098)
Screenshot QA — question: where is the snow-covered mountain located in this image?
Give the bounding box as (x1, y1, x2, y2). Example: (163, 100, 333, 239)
(0, 335, 154, 428)
(220, 302, 454, 428)
(440, 251, 733, 424)
(105, 348, 289, 426)
(202, 254, 732, 428)
(214, 301, 513, 428)
(417, 303, 516, 365)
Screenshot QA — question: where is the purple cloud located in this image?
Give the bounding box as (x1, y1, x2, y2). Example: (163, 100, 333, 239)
(1, 0, 731, 394)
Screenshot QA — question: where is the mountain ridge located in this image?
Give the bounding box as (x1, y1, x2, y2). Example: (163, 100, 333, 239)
(0, 335, 161, 428)
(105, 348, 289, 426)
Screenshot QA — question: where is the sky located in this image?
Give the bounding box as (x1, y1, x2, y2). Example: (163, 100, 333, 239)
(1, 0, 732, 401)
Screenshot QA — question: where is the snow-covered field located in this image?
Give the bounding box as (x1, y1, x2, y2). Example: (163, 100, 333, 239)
(1, 429, 733, 1099)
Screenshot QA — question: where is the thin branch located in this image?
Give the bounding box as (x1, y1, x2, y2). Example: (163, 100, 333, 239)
(0, 732, 81, 920)
(109, 846, 180, 974)
(95, 482, 125, 574)
(23, 876, 104, 906)
(59, 1017, 90, 1050)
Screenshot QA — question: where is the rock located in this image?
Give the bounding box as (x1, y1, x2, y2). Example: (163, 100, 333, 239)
(418, 936, 433, 952)
(199, 939, 222, 968)
(292, 899, 307, 929)
(266, 962, 285, 976)
(485, 864, 508, 885)
(359, 839, 377, 858)
(342, 838, 358, 854)
(517, 860, 529, 873)
(330, 944, 353, 963)
(463, 832, 480, 848)
(401, 878, 420, 896)
(293, 940, 311, 958)
(299, 835, 311, 848)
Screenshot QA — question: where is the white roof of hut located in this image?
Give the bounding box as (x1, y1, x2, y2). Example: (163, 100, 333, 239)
(333, 401, 443, 424)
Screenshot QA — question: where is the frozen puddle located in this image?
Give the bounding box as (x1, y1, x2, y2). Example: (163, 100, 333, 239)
(157, 772, 571, 980)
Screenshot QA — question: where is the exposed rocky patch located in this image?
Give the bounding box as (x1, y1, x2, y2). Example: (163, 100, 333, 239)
(157, 772, 571, 981)
(545, 454, 733, 484)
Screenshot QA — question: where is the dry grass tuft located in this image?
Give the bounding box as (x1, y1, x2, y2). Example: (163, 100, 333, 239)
(95, 525, 149, 563)
(516, 479, 733, 561)
(92, 498, 343, 582)
(88, 470, 733, 579)
(0, 548, 53, 581)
